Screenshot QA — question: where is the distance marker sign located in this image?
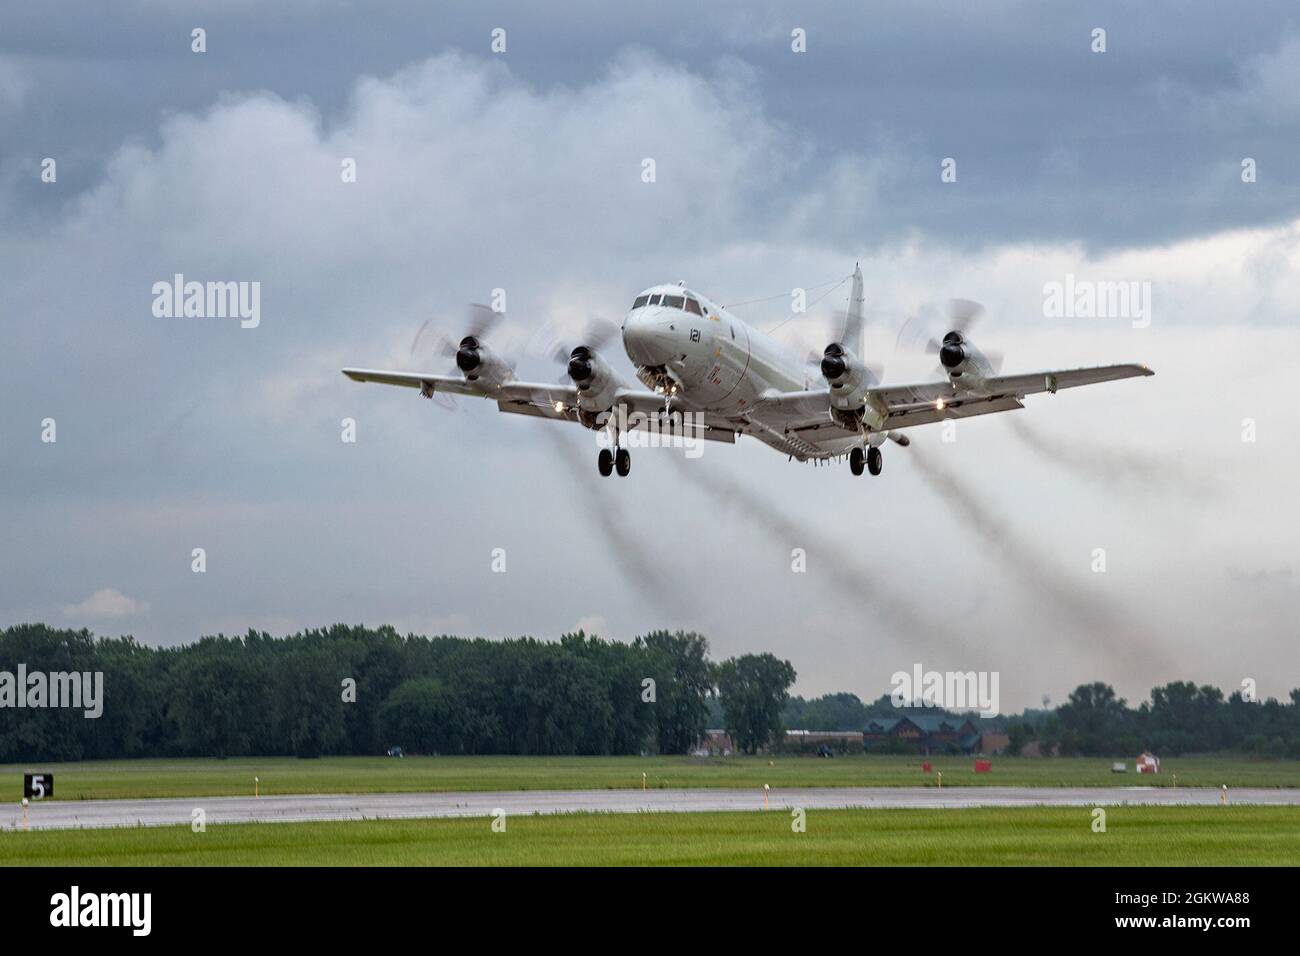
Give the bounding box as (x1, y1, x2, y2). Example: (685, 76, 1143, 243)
(23, 773, 53, 800)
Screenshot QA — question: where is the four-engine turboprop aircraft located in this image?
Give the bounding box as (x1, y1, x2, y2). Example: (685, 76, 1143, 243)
(343, 265, 1153, 477)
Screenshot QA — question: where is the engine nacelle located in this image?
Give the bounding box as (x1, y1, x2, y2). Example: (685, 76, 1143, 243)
(566, 345, 621, 414)
(937, 330, 997, 384)
(820, 343, 881, 430)
(455, 336, 513, 386)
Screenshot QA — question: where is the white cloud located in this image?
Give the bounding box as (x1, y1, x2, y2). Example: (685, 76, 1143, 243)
(61, 588, 149, 620)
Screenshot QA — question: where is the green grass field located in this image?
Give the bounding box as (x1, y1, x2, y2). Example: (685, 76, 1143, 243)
(3, 806, 1296, 866)
(5, 754, 1296, 801)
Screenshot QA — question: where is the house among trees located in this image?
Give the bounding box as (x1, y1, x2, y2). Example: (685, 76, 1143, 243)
(862, 714, 991, 755)
(698, 729, 735, 755)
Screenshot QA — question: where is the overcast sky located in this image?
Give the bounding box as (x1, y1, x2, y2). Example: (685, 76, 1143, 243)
(2, 1, 1298, 712)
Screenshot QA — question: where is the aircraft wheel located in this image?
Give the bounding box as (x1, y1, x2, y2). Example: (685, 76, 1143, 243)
(598, 448, 614, 477)
(867, 446, 883, 476)
(615, 448, 631, 477)
(849, 447, 865, 476)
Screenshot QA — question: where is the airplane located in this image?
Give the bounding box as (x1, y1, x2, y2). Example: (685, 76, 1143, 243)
(342, 264, 1152, 477)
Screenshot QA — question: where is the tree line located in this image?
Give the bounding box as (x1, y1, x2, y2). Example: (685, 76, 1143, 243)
(782, 682, 1300, 758)
(4, 624, 1296, 761)
(1009, 681, 1300, 758)
(0, 624, 796, 761)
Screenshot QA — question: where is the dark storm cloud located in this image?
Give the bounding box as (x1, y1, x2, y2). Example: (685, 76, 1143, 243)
(3, 1, 1300, 249)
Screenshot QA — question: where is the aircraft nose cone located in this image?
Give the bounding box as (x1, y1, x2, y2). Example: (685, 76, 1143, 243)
(622, 311, 669, 366)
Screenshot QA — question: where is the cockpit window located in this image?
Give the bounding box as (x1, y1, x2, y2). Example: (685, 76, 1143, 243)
(662, 295, 685, 310)
(684, 297, 703, 315)
(648, 294, 663, 306)
(633, 295, 649, 309)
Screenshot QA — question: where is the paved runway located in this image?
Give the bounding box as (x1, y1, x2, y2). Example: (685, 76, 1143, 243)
(8, 786, 1300, 831)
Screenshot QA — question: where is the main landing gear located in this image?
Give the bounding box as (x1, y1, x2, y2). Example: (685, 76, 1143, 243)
(598, 447, 631, 477)
(849, 445, 883, 477)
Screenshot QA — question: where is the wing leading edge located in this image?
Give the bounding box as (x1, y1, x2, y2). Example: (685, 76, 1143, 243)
(342, 368, 574, 405)
(341, 368, 737, 442)
(344, 361, 1152, 458)
(869, 363, 1153, 409)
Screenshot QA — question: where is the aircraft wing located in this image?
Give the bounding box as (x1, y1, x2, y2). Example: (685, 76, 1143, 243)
(342, 367, 580, 405)
(870, 363, 1152, 427)
(748, 363, 1152, 436)
(341, 367, 736, 440)
(870, 363, 1153, 409)
(751, 387, 833, 420)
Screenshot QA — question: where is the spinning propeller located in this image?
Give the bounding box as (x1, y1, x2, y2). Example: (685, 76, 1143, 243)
(807, 303, 883, 384)
(895, 298, 1002, 374)
(408, 303, 511, 409)
(526, 312, 622, 409)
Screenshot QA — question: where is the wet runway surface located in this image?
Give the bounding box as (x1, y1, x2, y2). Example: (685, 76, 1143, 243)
(9, 785, 1299, 831)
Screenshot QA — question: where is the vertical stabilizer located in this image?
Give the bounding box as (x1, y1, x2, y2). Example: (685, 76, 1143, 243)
(845, 262, 865, 356)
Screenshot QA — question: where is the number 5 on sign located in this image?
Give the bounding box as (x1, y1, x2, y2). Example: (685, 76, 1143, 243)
(23, 773, 54, 800)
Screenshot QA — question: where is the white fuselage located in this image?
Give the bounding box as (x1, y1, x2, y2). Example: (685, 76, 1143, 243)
(620, 284, 809, 416)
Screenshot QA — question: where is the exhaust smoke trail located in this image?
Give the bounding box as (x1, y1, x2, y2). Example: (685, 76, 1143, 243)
(541, 430, 691, 615)
(905, 442, 1176, 673)
(1006, 417, 1219, 497)
(665, 452, 974, 660)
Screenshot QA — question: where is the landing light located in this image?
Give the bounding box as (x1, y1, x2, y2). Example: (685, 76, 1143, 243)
(935, 398, 945, 411)
(554, 401, 566, 413)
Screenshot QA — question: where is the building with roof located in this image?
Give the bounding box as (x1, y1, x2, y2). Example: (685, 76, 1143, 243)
(693, 720, 1006, 757)
(862, 714, 988, 755)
